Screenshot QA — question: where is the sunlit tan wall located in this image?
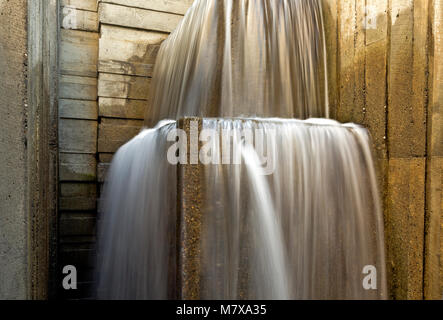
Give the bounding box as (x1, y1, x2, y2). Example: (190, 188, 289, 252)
(323, 0, 443, 300)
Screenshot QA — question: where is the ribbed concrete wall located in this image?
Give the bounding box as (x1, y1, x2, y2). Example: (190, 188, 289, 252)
(323, 0, 443, 299)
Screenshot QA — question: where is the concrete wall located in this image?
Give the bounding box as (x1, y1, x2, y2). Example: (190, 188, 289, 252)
(58, 0, 99, 299)
(96, 0, 192, 176)
(57, 0, 192, 299)
(0, 0, 29, 299)
(323, 0, 443, 299)
(1, 0, 59, 300)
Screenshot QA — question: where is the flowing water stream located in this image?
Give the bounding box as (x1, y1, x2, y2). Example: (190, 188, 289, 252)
(97, 0, 387, 300)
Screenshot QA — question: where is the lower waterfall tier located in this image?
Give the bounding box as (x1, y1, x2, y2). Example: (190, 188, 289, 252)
(97, 118, 387, 300)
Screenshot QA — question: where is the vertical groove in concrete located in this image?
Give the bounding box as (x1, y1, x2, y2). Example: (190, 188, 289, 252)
(27, 0, 59, 299)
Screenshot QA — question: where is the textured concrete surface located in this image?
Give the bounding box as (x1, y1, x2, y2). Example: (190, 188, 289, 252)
(322, 0, 443, 299)
(0, 0, 29, 299)
(177, 118, 204, 299)
(386, 158, 426, 300)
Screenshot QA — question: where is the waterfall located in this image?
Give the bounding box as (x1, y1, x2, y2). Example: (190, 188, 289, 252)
(145, 0, 328, 126)
(97, 0, 387, 300)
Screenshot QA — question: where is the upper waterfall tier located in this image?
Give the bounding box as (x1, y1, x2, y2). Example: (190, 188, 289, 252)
(145, 0, 329, 126)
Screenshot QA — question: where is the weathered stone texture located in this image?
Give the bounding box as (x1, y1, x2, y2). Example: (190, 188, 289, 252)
(0, 0, 29, 299)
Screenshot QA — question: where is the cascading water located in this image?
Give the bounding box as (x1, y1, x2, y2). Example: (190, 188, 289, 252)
(97, 0, 387, 300)
(145, 0, 329, 126)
